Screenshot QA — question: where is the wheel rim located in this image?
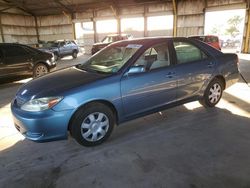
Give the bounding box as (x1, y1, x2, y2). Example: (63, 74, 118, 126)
(35, 65, 48, 77)
(81, 112, 109, 142)
(208, 83, 222, 104)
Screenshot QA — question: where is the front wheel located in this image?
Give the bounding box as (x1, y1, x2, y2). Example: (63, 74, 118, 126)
(199, 78, 223, 107)
(70, 103, 115, 146)
(33, 63, 48, 78)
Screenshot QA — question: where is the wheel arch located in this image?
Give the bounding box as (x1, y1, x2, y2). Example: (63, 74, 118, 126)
(68, 99, 119, 131)
(214, 75, 226, 90)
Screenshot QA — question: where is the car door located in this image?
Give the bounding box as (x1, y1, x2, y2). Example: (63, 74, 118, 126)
(58, 41, 67, 56)
(121, 41, 177, 118)
(65, 41, 73, 54)
(0, 45, 32, 76)
(171, 39, 216, 101)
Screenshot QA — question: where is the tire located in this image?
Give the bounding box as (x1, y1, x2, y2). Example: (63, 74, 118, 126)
(53, 52, 59, 61)
(72, 50, 77, 59)
(33, 63, 49, 78)
(70, 103, 115, 147)
(199, 78, 223, 107)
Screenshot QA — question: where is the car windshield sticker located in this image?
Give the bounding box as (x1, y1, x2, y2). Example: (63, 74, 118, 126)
(126, 44, 142, 49)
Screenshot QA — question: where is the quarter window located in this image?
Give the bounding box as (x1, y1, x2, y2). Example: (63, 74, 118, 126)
(174, 42, 208, 64)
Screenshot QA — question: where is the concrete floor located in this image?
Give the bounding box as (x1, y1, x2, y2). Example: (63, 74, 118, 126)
(0, 53, 250, 188)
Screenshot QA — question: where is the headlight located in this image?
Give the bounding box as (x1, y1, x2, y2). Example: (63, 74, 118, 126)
(21, 97, 63, 112)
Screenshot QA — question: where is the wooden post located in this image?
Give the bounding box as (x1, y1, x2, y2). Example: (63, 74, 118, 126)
(144, 5, 148, 37)
(93, 10, 97, 43)
(34, 16, 40, 43)
(71, 13, 76, 40)
(244, 8, 250, 53)
(0, 14, 5, 42)
(172, 0, 177, 37)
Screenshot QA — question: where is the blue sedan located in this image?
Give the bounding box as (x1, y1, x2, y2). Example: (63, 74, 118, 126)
(11, 37, 239, 146)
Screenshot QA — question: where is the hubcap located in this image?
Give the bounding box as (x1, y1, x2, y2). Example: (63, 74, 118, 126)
(35, 65, 48, 77)
(81, 112, 109, 142)
(208, 83, 222, 104)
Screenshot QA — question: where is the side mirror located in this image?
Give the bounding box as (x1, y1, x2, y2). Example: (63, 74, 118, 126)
(127, 65, 145, 75)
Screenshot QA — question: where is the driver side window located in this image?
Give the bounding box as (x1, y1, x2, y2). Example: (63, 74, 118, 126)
(133, 42, 170, 71)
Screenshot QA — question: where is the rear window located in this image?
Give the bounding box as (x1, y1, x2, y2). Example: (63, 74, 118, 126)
(174, 42, 208, 64)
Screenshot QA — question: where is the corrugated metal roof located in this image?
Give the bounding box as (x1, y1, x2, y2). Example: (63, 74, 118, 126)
(0, 0, 172, 16)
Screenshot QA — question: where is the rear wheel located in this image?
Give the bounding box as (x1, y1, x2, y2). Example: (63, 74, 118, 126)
(199, 78, 223, 107)
(72, 50, 77, 59)
(70, 103, 114, 146)
(33, 63, 48, 78)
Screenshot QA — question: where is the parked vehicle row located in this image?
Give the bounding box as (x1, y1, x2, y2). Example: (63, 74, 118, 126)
(39, 40, 79, 61)
(11, 37, 239, 147)
(91, 34, 133, 55)
(189, 35, 221, 50)
(0, 43, 56, 80)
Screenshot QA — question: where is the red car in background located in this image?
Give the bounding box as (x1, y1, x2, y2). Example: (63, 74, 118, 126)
(189, 35, 221, 50)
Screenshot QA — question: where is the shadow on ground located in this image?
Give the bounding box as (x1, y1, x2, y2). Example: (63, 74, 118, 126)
(0, 105, 250, 188)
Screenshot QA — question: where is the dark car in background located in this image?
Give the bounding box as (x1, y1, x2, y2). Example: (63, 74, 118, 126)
(91, 34, 133, 54)
(189, 35, 221, 50)
(39, 40, 79, 61)
(0, 43, 56, 80)
(11, 37, 239, 146)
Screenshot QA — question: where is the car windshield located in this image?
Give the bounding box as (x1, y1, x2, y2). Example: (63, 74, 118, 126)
(42, 41, 59, 48)
(78, 44, 142, 73)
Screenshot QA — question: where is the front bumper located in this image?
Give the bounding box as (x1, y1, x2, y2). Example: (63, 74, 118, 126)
(11, 101, 74, 142)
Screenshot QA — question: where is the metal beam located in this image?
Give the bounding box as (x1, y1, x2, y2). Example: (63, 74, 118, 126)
(0, 6, 14, 12)
(172, 0, 177, 37)
(1, 0, 34, 16)
(53, 0, 73, 14)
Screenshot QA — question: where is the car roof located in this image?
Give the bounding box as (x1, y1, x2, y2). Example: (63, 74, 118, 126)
(0, 43, 30, 47)
(109, 36, 223, 56)
(111, 36, 186, 44)
(189, 35, 219, 38)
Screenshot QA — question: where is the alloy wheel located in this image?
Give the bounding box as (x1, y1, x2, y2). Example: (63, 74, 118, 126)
(208, 83, 222, 104)
(81, 112, 109, 142)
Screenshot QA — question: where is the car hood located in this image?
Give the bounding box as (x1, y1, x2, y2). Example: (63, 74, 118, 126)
(16, 66, 108, 101)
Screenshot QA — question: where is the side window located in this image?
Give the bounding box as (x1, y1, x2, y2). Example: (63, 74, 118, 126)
(3, 46, 29, 57)
(174, 41, 208, 64)
(133, 42, 170, 71)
